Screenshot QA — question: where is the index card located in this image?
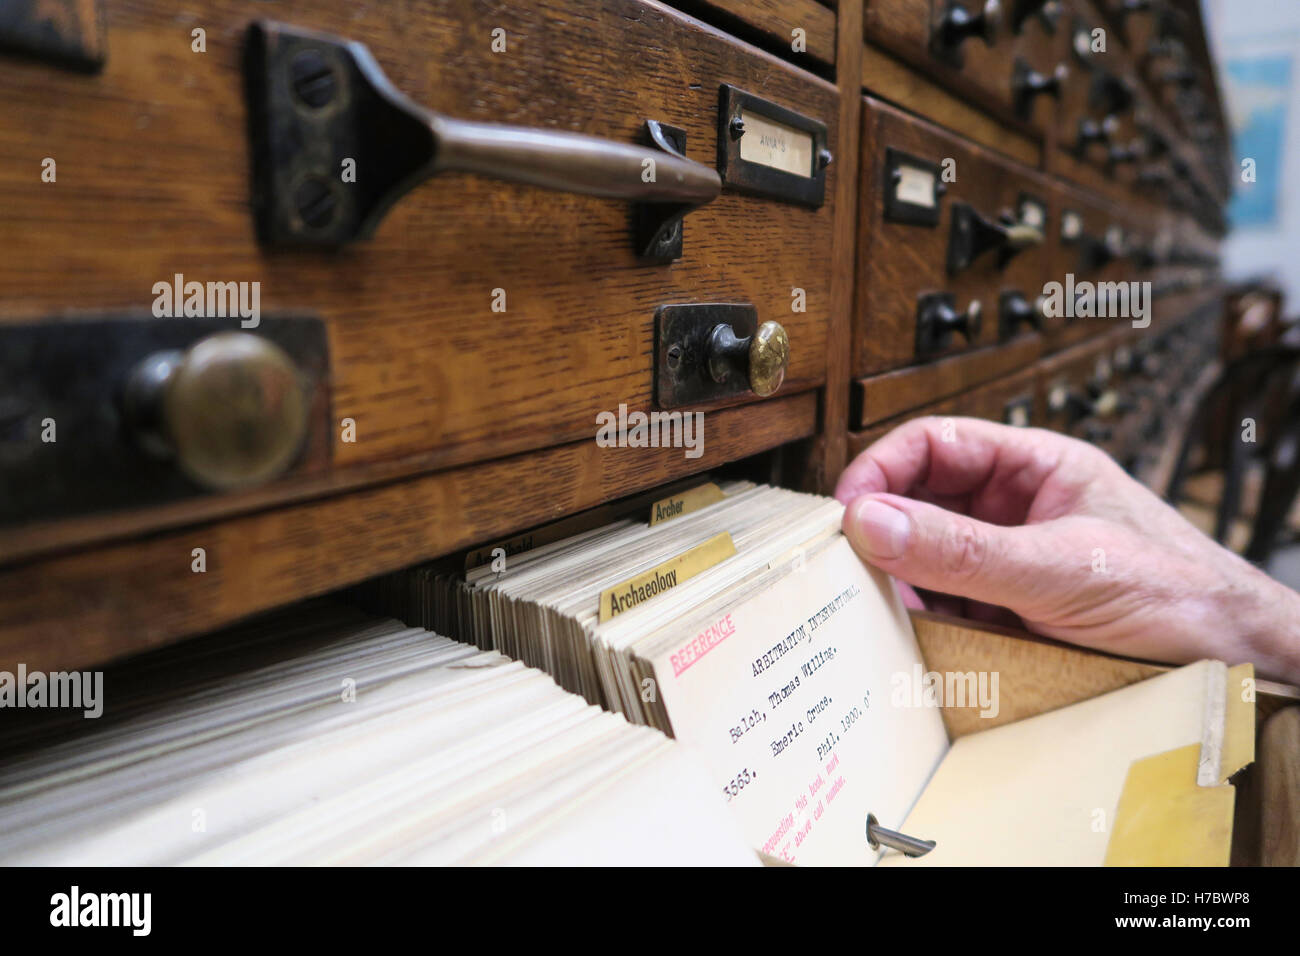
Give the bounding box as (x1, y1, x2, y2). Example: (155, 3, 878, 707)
(650, 536, 949, 865)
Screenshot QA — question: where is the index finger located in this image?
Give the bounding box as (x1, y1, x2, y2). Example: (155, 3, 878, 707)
(833, 416, 1073, 521)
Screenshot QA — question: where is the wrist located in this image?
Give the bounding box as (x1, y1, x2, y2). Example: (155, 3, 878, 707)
(1225, 559, 1300, 684)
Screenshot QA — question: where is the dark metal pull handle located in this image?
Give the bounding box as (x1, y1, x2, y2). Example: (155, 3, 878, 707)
(429, 115, 718, 205)
(1075, 114, 1119, 155)
(245, 21, 720, 259)
(1048, 384, 1096, 425)
(998, 290, 1045, 340)
(1077, 231, 1122, 271)
(1108, 140, 1144, 169)
(946, 202, 1043, 274)
(932, 0, 1003, 64)
(1089, 69, 1135, 116)
(1013, 59, 1067, 118)
(916, 293, 983, 356)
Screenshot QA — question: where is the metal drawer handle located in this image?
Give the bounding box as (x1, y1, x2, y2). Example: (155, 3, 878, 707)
(245, 21, 721, 259)
(1012, 59, 1067, 119)
(932, 0, 1002, 65)
(429, 113, 719, 206)
(916, 293, 983, 356)
(946, 202, 1043, 274)
(123, 333, 310, 491)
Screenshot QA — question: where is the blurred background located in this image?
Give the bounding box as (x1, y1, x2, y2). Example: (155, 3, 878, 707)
(1205, 0, 1300, 299)
(1173, 1, 1300, 586)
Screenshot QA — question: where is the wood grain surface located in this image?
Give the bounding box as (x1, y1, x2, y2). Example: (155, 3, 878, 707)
(688, 0, 838, 66)
(862, 0, 1073, 134)
(910, 610, 1167, 739)
(1260, 706, 1300, 866)
(854, 96, 1058, 376)
(0, 0, 838, 548)
(805, 0, 866, 492)
(911, 610, 1300, 741)
(0, 0, 1240, 690)
(0, 390, 817, 672)
(846, 364, 1041, 459)
(859, 41, 1040, 166)
(854, 334, 1042, 427)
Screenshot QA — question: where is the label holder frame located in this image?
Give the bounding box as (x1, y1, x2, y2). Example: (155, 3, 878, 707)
(716, 84, 827, 208)
(883, 147, 943, 227)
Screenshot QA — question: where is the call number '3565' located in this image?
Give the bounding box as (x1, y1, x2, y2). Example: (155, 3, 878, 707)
(723, 768, 756, 801)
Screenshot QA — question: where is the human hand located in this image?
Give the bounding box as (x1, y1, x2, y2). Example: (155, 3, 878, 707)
(834, 416, 1300, 683)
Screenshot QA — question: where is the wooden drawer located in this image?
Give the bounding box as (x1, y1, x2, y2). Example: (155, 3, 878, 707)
(0, 0, 839, 557)
(681, 0, 838, 67)
(848, 364, 1041, 453)
(909, 610, 1300, 868)
(1036, 330, 1127, 443)
(1096, 0, 1214, 153)
(1053, 3, 1144, 189)
(855, 96, 1056, 377)
(1033, 323, 1189, 472)
(1096, 0, 1160, 68)
(853, 335, 1043, 428)
(863, 0, 1072, 134)
(1051, 0, 1222, 219)
(1043, 178, 1139, 352)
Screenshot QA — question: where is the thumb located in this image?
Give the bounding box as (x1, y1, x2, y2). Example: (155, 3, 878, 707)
(843, 493, 1048, 611)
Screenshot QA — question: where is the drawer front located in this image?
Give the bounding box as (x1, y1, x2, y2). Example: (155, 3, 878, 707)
(864, 0, 1072, 133)
(853, 333, 1043, 429)
(0, 0, 838, 540)
(847, 364, 1041, 453)
(681, 0, 838, 67)
(1037, 300, 1223, 477)
(1149, 212, 1221, 301)
(1053, 5, 1143, 187)
(1037, 329, 1132, 449)
(848, 301, 1220, 482)
(856, 97, 1056, 376)
(948, 365, 1041, 426)
(1043, 178, 1142, 352)
(1096, 0, 1218, 165)
(1051, 0, 1214, 213)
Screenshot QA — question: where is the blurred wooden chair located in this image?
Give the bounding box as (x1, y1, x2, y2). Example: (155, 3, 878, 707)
(1168, 335, 1300, 563)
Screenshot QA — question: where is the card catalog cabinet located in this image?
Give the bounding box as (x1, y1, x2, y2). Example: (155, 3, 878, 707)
(0, 0, 839, 559)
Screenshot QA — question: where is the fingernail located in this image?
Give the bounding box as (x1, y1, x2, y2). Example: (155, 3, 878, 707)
(848, 498, 910, 560)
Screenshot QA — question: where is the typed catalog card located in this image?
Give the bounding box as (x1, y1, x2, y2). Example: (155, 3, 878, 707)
(652, 536, 949, 865)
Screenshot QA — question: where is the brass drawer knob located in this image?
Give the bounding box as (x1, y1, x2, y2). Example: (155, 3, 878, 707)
(706, 320, 789, 398)
(124, 332, 309, 490)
